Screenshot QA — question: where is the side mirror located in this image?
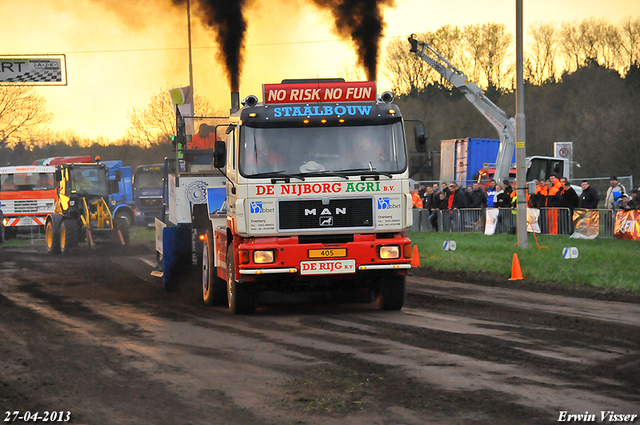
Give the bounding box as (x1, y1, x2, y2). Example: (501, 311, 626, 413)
(55, 170, 62, 182)
(115, 169, 122, 182)
(414, 122, 427, 153)
(214, 140, 226, 169)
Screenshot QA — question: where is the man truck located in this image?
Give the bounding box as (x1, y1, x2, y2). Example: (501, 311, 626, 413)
(132, 164, 164, 227)
(194, 79, 422, 314)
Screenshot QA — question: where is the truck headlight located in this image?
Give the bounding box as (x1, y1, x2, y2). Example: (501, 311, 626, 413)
(253, 250, 275, 264)
(379, 246, 400, 259)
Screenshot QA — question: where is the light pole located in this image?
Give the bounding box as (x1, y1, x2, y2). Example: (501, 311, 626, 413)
(187, 0, 194, 103)
(515, 0, 528, 248)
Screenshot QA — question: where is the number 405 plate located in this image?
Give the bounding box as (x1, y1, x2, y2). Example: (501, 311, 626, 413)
(308, 248, 346, 258)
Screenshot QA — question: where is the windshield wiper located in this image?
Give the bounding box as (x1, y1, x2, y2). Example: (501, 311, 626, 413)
(333, 168, 393, 179)
(248, 171, 305, 183)
(292, 170, 350, 180)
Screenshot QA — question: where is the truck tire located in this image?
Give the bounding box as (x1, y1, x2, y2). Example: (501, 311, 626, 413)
(46, 219, 61, 254)
(226, 244, 256, 314)
(376, 275, 405, 311)
(115, 210, 132, 227)
(114, 218, 130, 245)
(202, 230, 227, 306)
(60, 220, 79, 254)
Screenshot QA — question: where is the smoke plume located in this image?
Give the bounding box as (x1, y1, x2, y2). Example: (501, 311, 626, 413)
(173, 0, 251, 92)
(309, 0, 395, 81)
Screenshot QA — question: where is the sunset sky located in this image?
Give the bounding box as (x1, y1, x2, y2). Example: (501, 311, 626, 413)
(3, 0, 640, 141)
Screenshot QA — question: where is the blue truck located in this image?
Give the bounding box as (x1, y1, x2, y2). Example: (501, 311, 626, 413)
(101, 160, 135, 225)
(132, 164, 165, 227)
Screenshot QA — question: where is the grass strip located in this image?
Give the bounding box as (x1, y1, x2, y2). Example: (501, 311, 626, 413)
(408, 231, 639, 292)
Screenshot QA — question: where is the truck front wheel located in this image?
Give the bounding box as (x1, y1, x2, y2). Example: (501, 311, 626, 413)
(226, 244, 256, 315)
(46, 219, 61, 254)
(60, 220, 79, 254)
(376, 275, 405, 311)
(202, 231, 227, 306)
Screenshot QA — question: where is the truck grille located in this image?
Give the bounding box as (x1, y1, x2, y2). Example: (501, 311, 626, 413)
(15, 200, 39, 213)
(139, 197, 162, 207)
(0, 199, 54, 214)
(278, 198, 373, 231)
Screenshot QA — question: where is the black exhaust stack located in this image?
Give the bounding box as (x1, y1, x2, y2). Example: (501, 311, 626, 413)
(230, 92, 240, 114)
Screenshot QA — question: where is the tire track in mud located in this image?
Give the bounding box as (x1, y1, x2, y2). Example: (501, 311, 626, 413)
(1, 246, 639, 424)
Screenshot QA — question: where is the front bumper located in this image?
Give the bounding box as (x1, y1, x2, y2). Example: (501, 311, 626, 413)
(236, 233, 412, 281)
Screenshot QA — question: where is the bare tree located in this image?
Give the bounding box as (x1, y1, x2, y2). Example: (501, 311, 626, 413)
(337, 61, 365, 82)
(464, 23, 513, 92)
(620, 16, 640, 69)
(125, 89, 220, 147)
(427, 25, 467, 86)
(560, 18, 623, 73)
(526, 22, 558, 84)
(0, 86, 53, 147)
(559, 21, 584, 73)
(580, 18, 621, 70)
(381, 34, 432, 95)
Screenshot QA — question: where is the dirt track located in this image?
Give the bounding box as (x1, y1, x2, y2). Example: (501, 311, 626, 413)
(1, 242, 639, 425)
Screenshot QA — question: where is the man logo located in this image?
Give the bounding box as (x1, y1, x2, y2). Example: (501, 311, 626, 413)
(378, 197, 390, 209)
(250, 201, 263, 213)
(320, 216, 333, 226)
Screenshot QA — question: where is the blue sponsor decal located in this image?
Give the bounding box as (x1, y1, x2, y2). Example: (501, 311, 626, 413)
(378, 197, 390, 209)
(273, 105, 372, 118)
(250, 201, 263, 213)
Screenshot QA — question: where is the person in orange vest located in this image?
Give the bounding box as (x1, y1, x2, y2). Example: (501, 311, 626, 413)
(36, 173, 53, 188)
(411, 189, 423, 209)
(188, 123, 217, 150)
(546, 174, 564, 207)
(536, 180, 548, 208)
(1, 174, 18, 190)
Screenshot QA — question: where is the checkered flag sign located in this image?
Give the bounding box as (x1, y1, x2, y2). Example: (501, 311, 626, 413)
(1, 56, 66, 85)
(4, 69, 62, 82)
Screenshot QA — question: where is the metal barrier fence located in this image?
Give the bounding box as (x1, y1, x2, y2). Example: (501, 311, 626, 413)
(411, 207, 619, 238)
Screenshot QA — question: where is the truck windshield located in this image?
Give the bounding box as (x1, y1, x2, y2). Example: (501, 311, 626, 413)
(71, 167, 108, 197)
(135, 168, 163, 190)
(239, 122, 407, 177)
(1, 172, 55, 191)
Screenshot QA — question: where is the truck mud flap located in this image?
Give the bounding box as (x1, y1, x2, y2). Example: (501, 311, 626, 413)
(162, 226, 191, 290)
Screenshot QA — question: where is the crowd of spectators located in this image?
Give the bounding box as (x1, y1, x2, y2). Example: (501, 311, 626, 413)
(413, 175, 640, 231)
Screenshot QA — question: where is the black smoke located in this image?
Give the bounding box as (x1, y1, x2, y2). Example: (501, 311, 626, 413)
(173, 0, 250, 92)
(309, 0, 395, 81)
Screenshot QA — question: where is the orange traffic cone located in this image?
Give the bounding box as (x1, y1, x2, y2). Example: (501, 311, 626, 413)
(411, 245, 421, 267)
(508, 253, 524, 281)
